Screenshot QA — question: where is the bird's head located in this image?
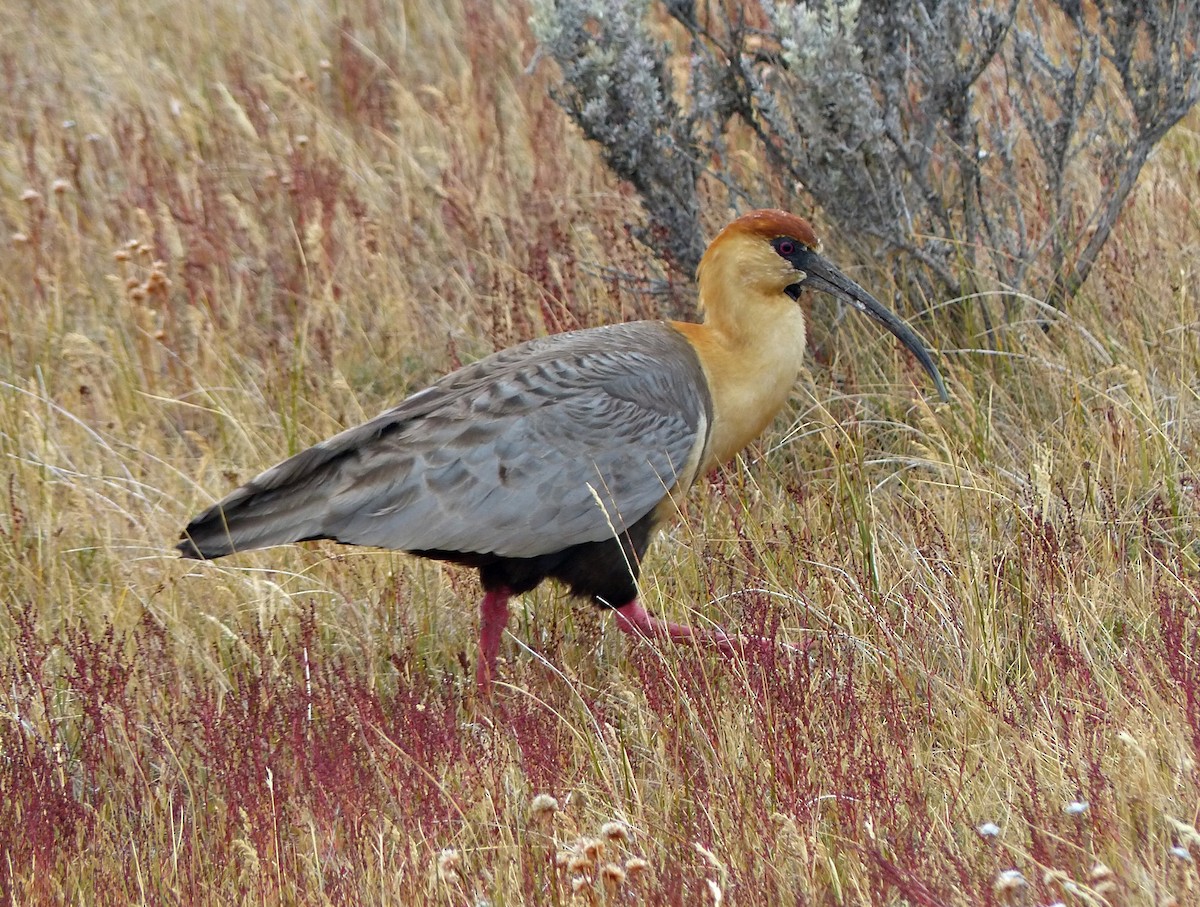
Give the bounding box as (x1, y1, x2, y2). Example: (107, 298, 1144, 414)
(698, 209, 948, 401)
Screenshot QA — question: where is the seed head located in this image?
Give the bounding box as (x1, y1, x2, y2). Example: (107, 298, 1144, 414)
(993, 868, 1027, 903)
(566, 851, 592, 874)
(625, 857, 650, 876)
(437, 848, 461, 882)
(530, 793, 559, 820)
(232, 836, 260, 872)
(600, 862, 626, 886)
(600, 821, 630, 845)
(977, 822, 1001, 839)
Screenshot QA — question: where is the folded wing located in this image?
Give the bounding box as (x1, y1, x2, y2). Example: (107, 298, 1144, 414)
(178, 322, 712, 560)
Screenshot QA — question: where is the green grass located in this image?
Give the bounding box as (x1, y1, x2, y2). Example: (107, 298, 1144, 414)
(2, 0, 1200, 903)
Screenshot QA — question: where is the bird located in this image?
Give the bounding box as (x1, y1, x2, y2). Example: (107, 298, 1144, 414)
(177, 209, 947, 693)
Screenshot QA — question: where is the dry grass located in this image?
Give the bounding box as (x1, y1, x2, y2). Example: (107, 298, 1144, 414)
(2, 0, 1200, 903)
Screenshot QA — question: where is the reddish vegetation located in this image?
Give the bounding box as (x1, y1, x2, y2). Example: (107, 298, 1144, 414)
(4, 486, 1199, 902)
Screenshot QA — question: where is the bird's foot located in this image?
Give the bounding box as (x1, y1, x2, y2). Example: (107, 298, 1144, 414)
(611, 598, 808, 659)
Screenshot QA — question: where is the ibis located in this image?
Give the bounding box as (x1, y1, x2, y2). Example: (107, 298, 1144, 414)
(178, 209, 947, 692)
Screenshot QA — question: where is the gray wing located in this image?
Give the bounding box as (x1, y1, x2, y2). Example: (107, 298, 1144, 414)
(179, 322, 712, 560)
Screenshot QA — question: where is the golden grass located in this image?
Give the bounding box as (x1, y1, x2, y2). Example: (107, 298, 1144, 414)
(2, 0, 1200, 903)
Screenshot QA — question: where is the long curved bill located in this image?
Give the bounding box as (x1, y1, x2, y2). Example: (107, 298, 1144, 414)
(791, 254, 949, 402)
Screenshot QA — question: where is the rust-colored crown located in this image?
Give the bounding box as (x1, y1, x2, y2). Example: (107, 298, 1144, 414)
(726, 209, 819, 248)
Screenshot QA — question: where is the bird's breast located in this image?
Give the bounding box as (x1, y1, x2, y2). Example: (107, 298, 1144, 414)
(669, 310, 807, 470)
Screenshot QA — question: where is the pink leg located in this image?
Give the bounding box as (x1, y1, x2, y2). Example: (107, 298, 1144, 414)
(612, 598, 744, 655)
(477, 588, 511, 695)
(612, 598, 804, 659)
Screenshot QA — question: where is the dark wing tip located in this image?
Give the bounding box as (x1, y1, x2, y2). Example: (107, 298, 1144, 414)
(176, 506, 232, 560)
(176, 534, 208, 559)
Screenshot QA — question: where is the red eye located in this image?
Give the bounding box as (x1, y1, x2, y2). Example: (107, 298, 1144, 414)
(778, 240, 795, 256)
